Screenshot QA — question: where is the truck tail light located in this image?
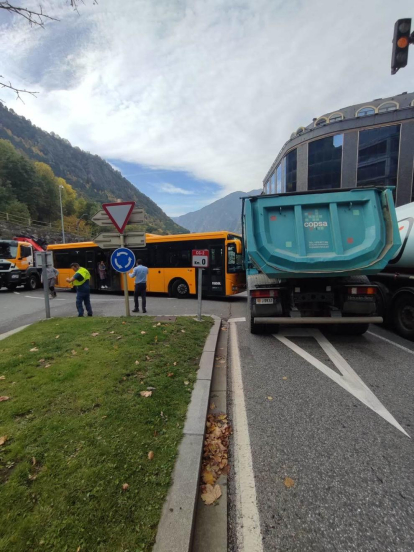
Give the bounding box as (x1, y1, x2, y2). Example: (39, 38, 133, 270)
(347, 287, 377, 295)
(251, 289, 279, 298)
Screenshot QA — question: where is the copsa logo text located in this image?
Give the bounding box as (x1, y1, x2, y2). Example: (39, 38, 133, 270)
(304, 221, 328, 228)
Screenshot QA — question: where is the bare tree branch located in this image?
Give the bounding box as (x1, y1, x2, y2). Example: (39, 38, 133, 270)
(0, 76, 38, 103)
(0, 1, 59, 27)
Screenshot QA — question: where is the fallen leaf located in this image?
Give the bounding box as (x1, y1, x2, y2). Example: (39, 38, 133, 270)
(0, 435, 7, 446)
(146, 355, 151, 361)
(28, 474, 37, 481)
(31, 457, 36, 466)
(167, 372, 174, 377)
(181, 330, 186, 333)
(0, 396, 10, 402)
(267, 396, 273, 401)
(282, 376, 288, 381)
(209, 403, 216, 410)
(122, 483, 129, 491)
(84, 347, 89, 351)
(30, 347, 38, 352)
(140, 390, 152, 398)
(122, 321, 126, 325)
(147, 386, 156, 390)
(45, 364, 52, 368)
(38, 359, 45, 363)
(201, 484, 222, 505)
(141, 331, 146, 335)
(221, 327, 227, 331)
(157, 322, 161, 326)
(184, 381, 189, 386)
(91, 332, 99, 337)
(109, 331, 115, 334)
(77, 547, 81, 552)
(71, 350, 77, 355)
(135, 360, 140, 365)
(202, 470, 215, 485)
(154, 336, 158, 343)
(173, 362, 177, 366)
(148, 451, 154, 460)
(284, 477, 295, 488)
(102, 415, 107, 419)
(55, 335, 60, 339)
(0, 376, 5, 380)
(116, 336, 122, 340)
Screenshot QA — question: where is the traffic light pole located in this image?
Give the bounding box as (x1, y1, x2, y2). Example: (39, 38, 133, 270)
(120, 233, 131, 317)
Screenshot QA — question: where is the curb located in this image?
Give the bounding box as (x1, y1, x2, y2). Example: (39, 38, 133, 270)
(0, 325, 30, 341)
(153, 315, 221, 552)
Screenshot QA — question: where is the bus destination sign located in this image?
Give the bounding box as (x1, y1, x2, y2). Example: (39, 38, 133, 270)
(192, 249, 209, 268)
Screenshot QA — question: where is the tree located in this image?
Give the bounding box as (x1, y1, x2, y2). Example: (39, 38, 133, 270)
(7, 200, 31, 221)
(0, 1, 96, 101)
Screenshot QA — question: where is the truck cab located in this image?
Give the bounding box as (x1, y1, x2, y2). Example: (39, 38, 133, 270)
(0, 239, 41, 291)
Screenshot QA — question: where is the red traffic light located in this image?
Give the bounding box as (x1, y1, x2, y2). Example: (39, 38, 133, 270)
(391, 18, 412, 75)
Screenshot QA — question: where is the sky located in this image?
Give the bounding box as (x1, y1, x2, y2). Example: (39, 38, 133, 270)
(1, 0, 413, 217)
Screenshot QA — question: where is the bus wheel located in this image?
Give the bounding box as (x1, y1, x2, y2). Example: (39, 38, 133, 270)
(172, 279, 189, 298)
(25, 274, 38, 291)
(392, 293, 414, 341)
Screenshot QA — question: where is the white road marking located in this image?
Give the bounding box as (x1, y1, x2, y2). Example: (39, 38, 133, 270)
(229, 319, 264, 552)
(24, 296, 43, 299)
(367, 331, 414, 356)
(275, 329, 409, 438)
(0, 325, 30, 341)
(13, 291, 20, 294)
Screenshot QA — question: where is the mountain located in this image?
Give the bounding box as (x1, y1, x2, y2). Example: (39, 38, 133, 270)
(173, 189, 262, 234)
(0, 104, 187, 235)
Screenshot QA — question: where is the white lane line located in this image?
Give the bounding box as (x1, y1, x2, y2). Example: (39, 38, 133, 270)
(275, 329, 409, 438)
(13, 291, 20, 294)
(367, 331, 414, 356)
(229, 319, 264, 552)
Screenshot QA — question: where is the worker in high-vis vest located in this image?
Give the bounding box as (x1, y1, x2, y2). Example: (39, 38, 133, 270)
(66, 263, 93, 317)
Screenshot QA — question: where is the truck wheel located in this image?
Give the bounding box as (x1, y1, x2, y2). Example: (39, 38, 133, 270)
(25, 274, 38, 291)
(172, 279, 189, 298)
(392, 293, 414, 341)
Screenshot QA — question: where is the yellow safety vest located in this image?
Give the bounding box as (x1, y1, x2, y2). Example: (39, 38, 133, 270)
(72, 267, 91, 286)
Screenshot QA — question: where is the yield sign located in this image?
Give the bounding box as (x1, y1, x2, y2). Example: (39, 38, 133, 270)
(102, 201, 135, 234)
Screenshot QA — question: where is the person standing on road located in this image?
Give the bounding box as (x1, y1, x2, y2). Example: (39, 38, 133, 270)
(129, 259, 148, 313)
(41, 266, 59, 299)
(66, 263, 93, 317)
(97, 260, 108, 289)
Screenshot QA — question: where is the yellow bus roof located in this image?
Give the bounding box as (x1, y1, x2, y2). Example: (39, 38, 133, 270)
(47, 231, 241, 250)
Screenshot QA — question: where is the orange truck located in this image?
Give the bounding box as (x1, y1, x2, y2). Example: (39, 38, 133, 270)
(0, 236, 45, 291)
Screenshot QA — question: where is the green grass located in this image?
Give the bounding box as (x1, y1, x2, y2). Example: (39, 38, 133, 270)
(0, 316, 212, 552)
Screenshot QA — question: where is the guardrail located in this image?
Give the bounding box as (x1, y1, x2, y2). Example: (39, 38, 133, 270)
(0, 210, 91, 238)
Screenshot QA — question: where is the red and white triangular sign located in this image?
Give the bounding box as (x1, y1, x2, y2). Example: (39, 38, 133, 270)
(102, 202, 135, 234)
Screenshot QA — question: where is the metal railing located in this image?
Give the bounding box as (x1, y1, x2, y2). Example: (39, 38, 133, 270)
(0, 210, 91, 238)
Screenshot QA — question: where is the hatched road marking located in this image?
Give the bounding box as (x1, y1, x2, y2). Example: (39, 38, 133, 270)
(275, 328, 409, 438)
(229, 318, 264, 552)
(367, 330, 414, 356)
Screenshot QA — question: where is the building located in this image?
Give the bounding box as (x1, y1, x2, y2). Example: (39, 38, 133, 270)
(263, 92, 414, 206)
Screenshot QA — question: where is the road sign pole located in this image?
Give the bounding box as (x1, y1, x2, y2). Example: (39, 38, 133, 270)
(197, 268, 203, 322)
(120, 234, 131, 317)
(41, 252, 51, 319)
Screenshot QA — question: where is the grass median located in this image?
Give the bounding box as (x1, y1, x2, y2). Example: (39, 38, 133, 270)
(0, 316, 213, 552)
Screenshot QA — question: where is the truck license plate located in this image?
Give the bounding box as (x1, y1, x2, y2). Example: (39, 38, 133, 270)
(256, 298, 273, 304)
(11, 275, 19, 279)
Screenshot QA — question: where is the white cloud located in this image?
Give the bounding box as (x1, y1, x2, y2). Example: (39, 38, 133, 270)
(1, 0, 413, 196)
(159, 183, 194, 195)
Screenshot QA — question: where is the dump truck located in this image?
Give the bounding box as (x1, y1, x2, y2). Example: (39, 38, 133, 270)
(243, 187, 401, 335)
(369, 201, 414, 340)
(0, 236, 45, 291)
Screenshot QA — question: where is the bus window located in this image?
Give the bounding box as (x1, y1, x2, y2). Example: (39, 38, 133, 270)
(227, 243, 243, 273)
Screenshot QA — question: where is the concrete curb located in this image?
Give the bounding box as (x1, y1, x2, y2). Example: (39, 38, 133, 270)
(153, 315, 221, 552)
(0, 325, 30, 341)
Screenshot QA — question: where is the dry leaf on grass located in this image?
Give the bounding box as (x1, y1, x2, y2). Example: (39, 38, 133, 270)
(154, 336, 158, 343)
(148, 451, 154, 460)
(71, 350, 77, 355)
(122, 483, 129, 491)
(30, 347, 38, 352)
(167, 372, 174, 377)
(31, 457, 36, 465)
(184, 381, 189, 386)
(38, 359, 45, 363)
(91, 332, 99, 337)
(0, 376, 5, 380)
(157, 322, 161, 326)
(201, 484, 222, 505)
(84, 348, 89, 351)
(140, 390, 152, 398)
(173, 362, 177, 366)
(0, 396, 10, 402)
(0, 435, 7, 446)
(45, 364, 52, 368)
(284, 477, 295, 488)
(181, 330, 185, 333)
(141, 331, 146, 335)
(55, 335, 60, 339)
(135, 360, 140, 365)
(116, 336, 122, 340)
(109, 331, 115, 334)
(122, 321, 126, 325)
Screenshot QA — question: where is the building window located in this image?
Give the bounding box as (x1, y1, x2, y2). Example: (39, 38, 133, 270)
(315, 117, 328, 127)
(285, 149, 297, 193)
(296, 127, 305, 135)
(329, 113, 344, 123)
(357, 106, 376, 117)
(271, 172, 276, 193)
(357, 125, 400, 191)
(378, 101, 398, 113)
(276, 164, 282, 193)
(308, 134, 343, 190)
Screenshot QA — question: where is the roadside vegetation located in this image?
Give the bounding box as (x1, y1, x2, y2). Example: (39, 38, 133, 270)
(0, 316, 212, 552)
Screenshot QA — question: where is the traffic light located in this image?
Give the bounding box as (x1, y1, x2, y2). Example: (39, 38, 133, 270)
(391, 18, 412, 75)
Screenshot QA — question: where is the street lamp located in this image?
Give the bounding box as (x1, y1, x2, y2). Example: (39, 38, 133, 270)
(58, 185, 65, 243)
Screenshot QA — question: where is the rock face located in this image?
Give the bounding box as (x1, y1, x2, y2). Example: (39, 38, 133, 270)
(173, 189, 261, 234)
(0, 220, 86, 245)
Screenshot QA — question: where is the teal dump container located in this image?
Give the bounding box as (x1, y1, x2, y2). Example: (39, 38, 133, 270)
(244, 187, 401, 278)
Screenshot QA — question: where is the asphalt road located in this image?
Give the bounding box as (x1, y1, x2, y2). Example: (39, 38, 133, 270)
(0, 287, 246, 335)
(228, 319, 414, 552)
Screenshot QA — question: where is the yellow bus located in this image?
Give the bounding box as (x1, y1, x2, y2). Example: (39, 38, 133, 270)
(47, 231, 246, 298)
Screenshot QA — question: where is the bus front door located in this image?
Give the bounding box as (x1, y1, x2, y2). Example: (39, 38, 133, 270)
(204, 245, 224, 296)
(85, 250, 97, 289)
